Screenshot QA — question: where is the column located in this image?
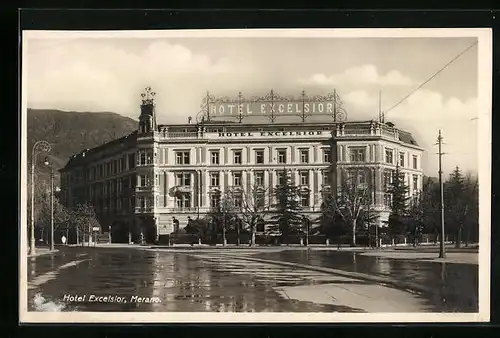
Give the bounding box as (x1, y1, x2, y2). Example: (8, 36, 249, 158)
(204, 170, 209, 206)
(314, 145, 319, 163)
(264, 169, 269, 189)
(247, 170, 252, 191)
(314, 169, 320, 207)
(224, 170, 230, 191)
(309, 169, 314, 207)
(269, 169, 274, 205)
(375, 168, 383, 207)
(242, 169, 247, 190)
(197, 170, 202, 208)
(291, 146, 295, 163)
(338, 144, 343, 162)
(246, 146, 251, 164)
(269, 146, 273, 163)
(190, 172, 195, 208)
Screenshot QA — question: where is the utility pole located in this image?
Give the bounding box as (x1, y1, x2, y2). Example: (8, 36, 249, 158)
(50, 166, 54, 251)
(437, 130, 446, 259)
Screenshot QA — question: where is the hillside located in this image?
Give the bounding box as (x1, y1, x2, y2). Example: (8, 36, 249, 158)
(27, 109, 138, 172)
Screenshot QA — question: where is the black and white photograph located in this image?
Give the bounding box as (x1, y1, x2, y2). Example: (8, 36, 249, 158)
(20, 28, 491, 323)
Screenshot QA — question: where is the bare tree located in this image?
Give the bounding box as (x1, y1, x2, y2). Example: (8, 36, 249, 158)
(232, 182, 271, 246)
(331, 168, 371, 246)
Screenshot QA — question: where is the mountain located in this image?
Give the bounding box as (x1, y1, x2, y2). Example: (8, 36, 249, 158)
(27, 109, 138, 174)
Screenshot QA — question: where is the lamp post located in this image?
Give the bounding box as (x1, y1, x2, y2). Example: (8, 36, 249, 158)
(30, 141, 51, 255)
(44, 158, 55, 251)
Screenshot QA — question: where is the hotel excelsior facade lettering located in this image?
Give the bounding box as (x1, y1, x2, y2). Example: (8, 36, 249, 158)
(59, 88, 424, 243)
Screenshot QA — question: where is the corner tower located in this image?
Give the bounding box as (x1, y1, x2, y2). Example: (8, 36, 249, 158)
(138, 86, 157, 134)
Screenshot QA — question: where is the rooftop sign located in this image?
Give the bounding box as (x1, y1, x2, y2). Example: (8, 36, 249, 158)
(200, 89, 347, 124)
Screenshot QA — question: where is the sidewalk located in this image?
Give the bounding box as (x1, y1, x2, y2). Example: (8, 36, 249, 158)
(360, 250, 478, 265)
(27, 247, 59, 258)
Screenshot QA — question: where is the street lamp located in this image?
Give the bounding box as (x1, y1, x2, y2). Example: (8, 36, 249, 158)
(30, 141, 51, 255)
(44, 157, 55, 252)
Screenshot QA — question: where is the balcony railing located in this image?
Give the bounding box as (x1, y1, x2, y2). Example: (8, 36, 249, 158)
(165, 207, 198, 213)
(135, 206, 154, 213)
(165, 132, 198, 138)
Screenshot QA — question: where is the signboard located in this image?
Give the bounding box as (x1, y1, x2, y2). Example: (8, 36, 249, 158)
(200, 89, 347, 124)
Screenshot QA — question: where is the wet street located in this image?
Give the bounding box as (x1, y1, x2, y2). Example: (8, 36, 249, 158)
(26, 247, 478, 313)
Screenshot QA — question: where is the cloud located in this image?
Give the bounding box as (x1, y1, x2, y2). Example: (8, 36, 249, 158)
(340, 88, 479, 176)
(299, 64, 414, 87)
(26, 40, 245, 118)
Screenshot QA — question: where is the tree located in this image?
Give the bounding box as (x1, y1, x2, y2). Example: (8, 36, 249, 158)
(317, 190, 348, 238)
(236, 182, 271, 246)
(206, 190, 238, 245)
(70, 203, 100, 246)
(332, 168, 371, 246)
(37, 195, 70, 244)
(386, 165, 410, 239)
(445, 167, 478, 248)
(269, 169, 303, 244)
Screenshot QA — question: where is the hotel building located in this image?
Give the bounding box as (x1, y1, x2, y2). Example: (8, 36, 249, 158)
(59, 88, 424, 243)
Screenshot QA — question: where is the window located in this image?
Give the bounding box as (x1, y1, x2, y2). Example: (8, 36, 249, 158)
(176, 194, 191, 208)
(384, 194, 392, 207)
(138, 196, 146, 209)
(255, 150, 264, 164)
(139, 152, 147, 165)
(210, 193, 220, 208)
(277, 172, 285, 185)
(301, 192, 310, 207)
(210, 172, 220, 187)
(323, 149, 331, 163)
(233, 150, 242, 164)
(322, 171, 330, 185)
(413, 155, 418, 169)
(119, 158, 125, 172)
(399, 153, 405, 167)
(413, 175, 419, 191)
(385, 149, 394, 164)
(175, 173, 191, 186)
(128, 154, 135, 169)
(350, 148, 366, 162)
(138, 175, 147, 187)
(277, 149, 287, 164)
(383, 171, 392, 189)
(175, 151, 190, 165)
(255, 171, 264, 186)
(358, 172, 367, 186)
(234, 194, 243, 208)
(300, 149, 309, 164)
(300, 171, 309, 186)
(255, 191, 265, 208)
(233, 172, 242, 186)
(211, 151, 219, 165)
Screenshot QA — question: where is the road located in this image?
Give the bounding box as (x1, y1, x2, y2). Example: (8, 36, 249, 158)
(26, 246, 478, 313)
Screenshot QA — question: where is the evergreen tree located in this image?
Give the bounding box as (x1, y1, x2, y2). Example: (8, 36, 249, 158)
(386, 165, 410, 238)
(445, 166, 478, 247)
(269, 168, 303, 243)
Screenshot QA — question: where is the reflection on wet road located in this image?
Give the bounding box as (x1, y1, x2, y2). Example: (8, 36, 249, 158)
(26, 247, 478, 313)
(28, 248, 360, 312)
(254, 250, 478, 312)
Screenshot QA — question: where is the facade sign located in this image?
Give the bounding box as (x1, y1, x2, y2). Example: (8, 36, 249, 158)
(210, 102, 335, 116)
(217, 131, 324, 137)
(201, 89, 347, 123)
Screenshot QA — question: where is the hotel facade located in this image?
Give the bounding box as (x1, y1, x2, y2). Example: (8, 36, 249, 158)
(59, 88, 424, 243)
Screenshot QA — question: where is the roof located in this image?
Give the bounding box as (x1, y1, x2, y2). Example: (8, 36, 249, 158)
(60, 131, 137, 172)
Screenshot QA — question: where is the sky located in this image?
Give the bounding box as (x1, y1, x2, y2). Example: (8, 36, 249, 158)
(24, 30, 484, 177)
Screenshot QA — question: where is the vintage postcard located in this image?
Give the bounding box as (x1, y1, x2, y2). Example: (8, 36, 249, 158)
(20, 28, 491, 323)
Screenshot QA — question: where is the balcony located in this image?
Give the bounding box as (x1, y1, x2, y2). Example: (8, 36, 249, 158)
(135, 206, 154, 213)
(165, 207, 198, 213)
